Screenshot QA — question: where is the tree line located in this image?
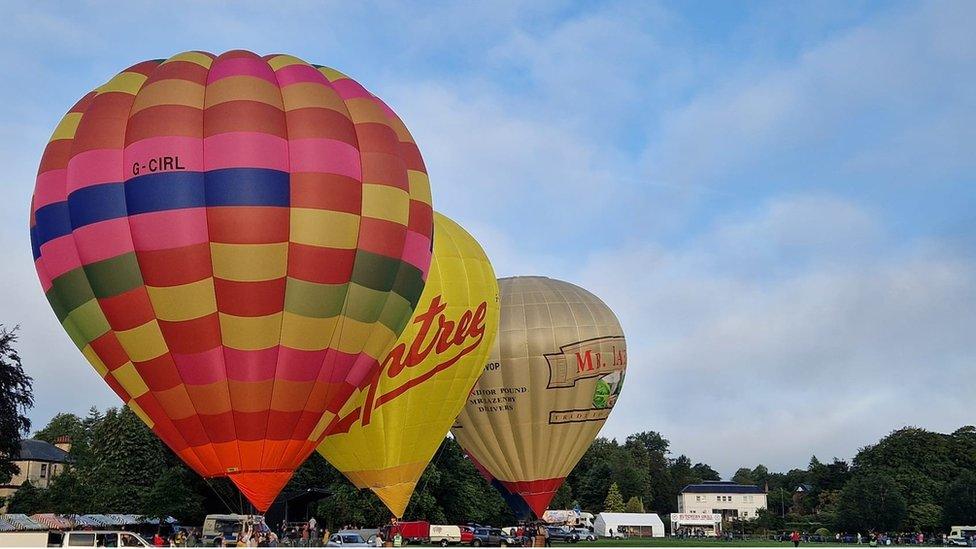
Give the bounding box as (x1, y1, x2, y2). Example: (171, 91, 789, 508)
(2, 324, 975, 532)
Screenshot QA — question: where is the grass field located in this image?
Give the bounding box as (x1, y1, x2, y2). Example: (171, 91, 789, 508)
(568, 539, 844, 547)
(419, 541, 846, 548)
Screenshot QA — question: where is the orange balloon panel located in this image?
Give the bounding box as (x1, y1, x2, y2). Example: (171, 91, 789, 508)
(28, 50, 433, 510)
(452, 277, 627, 519)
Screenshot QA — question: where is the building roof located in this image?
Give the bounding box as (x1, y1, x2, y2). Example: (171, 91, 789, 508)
(17, 439, 70, 463)
(596, 513, 665, 527)
(680, 481, 765, 494)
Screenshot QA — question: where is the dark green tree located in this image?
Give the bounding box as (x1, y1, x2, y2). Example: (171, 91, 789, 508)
(316, 483, 387, 529)
(905, 503, 943, 532)
(86, 406, 170, 512)
(6, 480, 49, 514)
(577, 461, 614, 511)
(46, 467, 95, 515)
(943, 471, 976, 526)
(834, 474, 907, 532)
(550, 483, 573, 510)
(34, 413, 83, 445)
(732, 468, 755, 486)
(0, 325, 33, 484)
(854, 427, 957, 508)
(143, 468, 204, 523)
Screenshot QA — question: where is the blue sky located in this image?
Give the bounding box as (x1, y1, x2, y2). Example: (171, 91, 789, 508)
(1, 1, 973, 476)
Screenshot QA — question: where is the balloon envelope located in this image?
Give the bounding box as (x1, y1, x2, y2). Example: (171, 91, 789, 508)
(451, 276, 627, 519)
(29, 50, 433, 510)
(318, 212, 499, 517)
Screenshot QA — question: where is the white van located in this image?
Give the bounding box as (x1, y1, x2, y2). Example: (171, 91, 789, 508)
(949, 526, 976, 546)
(202, 514, 266, 545)
(430, 525, 461, 546)
(48, 530, 150, 547)
(0, 531, 49, 547)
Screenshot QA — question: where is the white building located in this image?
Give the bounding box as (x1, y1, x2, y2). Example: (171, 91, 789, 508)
(594, 513, 665, 538)
(676, 481, 767, 523)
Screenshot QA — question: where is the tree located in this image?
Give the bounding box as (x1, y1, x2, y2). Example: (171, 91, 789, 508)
(46, 468, 95, 515)
(0, 325, 33, 484)
(905, 503, 943, 533)
(143, 468, 204, 523)
(6, 481, 48, 514)
(691, 463, 720, 482)
(943, 471, 976, 526)
(551, 483, 573, 510)
(732, 468, 755, 486)
(625, 496, 645, 513)
(854, 427, 959, 509)
(604, 482, 625, 512)
(34, 413, 83, 445)
(577, 461, 614, 512)
(834, 474, 907, 532)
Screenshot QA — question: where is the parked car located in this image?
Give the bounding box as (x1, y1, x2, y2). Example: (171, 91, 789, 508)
(471, 527, 517, 547)
(571, 528, 596, 542)
(326, 532, 373, 547)
(545, 526, 580, 543)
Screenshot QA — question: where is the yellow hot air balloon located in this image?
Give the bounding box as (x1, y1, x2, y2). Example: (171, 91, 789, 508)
(318, 212, 498, 517)
(451, 276, 627, 519)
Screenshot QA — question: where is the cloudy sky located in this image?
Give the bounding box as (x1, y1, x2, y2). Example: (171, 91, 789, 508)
(1, 1, 973, 477)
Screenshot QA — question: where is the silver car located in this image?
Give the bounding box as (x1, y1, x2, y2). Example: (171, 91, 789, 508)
(572, 528, 596, 542)
(326, 532, 374, 547)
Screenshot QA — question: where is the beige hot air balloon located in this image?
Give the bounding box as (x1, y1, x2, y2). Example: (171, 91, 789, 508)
(451, 276, 627, 519)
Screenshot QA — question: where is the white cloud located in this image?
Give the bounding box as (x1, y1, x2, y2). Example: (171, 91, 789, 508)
(578, 195, 976, 474)
(643, 1, 976, 189)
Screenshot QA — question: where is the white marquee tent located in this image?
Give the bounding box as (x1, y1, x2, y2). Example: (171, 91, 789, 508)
(594, 512, 665, 538)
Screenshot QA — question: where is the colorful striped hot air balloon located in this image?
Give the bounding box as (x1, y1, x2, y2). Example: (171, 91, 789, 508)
(28, 50, 433, 511)
(317, 212, 498, 517)
(452, 276, 627, 519)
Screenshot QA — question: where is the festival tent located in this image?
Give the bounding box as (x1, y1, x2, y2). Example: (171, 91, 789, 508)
(594, 513, 665, 538)
(0, 514, 47, 531)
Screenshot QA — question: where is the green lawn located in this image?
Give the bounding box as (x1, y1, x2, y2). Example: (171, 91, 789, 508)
(420, 540, 846, 548)
(570, 539, 844, 547)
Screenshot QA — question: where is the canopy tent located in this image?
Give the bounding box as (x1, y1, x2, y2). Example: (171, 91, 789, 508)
(0, 514, 47, 531)
(594, 513, 665, 538)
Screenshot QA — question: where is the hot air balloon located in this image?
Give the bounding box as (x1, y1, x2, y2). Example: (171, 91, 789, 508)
(28, 50, 433, 511)
(451, 276, 627, 519)
(318, 212, 498, 517)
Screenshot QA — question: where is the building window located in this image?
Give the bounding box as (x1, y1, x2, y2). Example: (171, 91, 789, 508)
(696, 495, 702, 502)
(40, 463, 48, 478)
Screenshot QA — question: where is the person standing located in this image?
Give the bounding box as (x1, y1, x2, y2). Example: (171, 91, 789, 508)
(791, 530, 801, 548)
(542, 526, 551, 548)
(308, 518, 318, 547)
